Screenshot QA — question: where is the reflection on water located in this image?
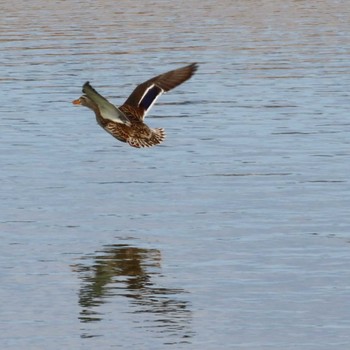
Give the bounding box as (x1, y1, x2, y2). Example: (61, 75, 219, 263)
(73, 243, 192, 341)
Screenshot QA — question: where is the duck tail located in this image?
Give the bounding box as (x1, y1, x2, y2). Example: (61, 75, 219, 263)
(128, 128, 166, 148)
(151, 128, 166, 145)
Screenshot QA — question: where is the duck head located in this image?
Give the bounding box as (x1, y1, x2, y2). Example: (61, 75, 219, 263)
(72, 95, 97, 111)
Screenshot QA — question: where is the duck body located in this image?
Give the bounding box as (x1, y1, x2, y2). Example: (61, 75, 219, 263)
(73, 63, 198, 148)
(103, 104, 166, 148)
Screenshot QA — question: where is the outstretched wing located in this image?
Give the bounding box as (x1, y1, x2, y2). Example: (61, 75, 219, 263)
(123, 63, 198, 119)
(83, 82, 131, 126)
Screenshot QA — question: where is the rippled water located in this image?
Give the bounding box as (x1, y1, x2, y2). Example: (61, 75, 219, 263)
(1, 0, 350, 349)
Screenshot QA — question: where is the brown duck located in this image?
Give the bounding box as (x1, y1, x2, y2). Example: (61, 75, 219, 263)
(73, 63, 198, 148)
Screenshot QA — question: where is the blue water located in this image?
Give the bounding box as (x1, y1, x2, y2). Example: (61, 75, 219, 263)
(1, 0, 350, 349)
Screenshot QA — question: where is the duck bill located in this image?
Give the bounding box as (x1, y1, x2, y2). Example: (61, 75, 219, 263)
(72, 99, 81, 105)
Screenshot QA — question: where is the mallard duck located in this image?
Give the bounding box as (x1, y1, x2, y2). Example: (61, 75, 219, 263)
(72, 63, 198, 148)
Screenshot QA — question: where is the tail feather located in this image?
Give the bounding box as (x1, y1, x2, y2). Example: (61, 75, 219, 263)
(128, 128, 166, 148)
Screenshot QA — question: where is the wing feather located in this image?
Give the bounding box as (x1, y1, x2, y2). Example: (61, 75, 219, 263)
(123, 63, 198, 118)
(83, 82, 131, 125)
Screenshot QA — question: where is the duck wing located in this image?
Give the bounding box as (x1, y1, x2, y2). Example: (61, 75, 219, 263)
(83, 82, 131, 126)
(122, 63, 198, 119)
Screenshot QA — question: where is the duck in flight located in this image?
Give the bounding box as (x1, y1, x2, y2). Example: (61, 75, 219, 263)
(72, 63, 198, 148)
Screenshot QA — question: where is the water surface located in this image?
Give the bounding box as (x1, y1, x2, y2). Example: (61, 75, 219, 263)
(1, 0, 350, 349)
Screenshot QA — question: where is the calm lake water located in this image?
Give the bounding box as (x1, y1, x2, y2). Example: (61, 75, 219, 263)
(1, 0, 350, 349)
